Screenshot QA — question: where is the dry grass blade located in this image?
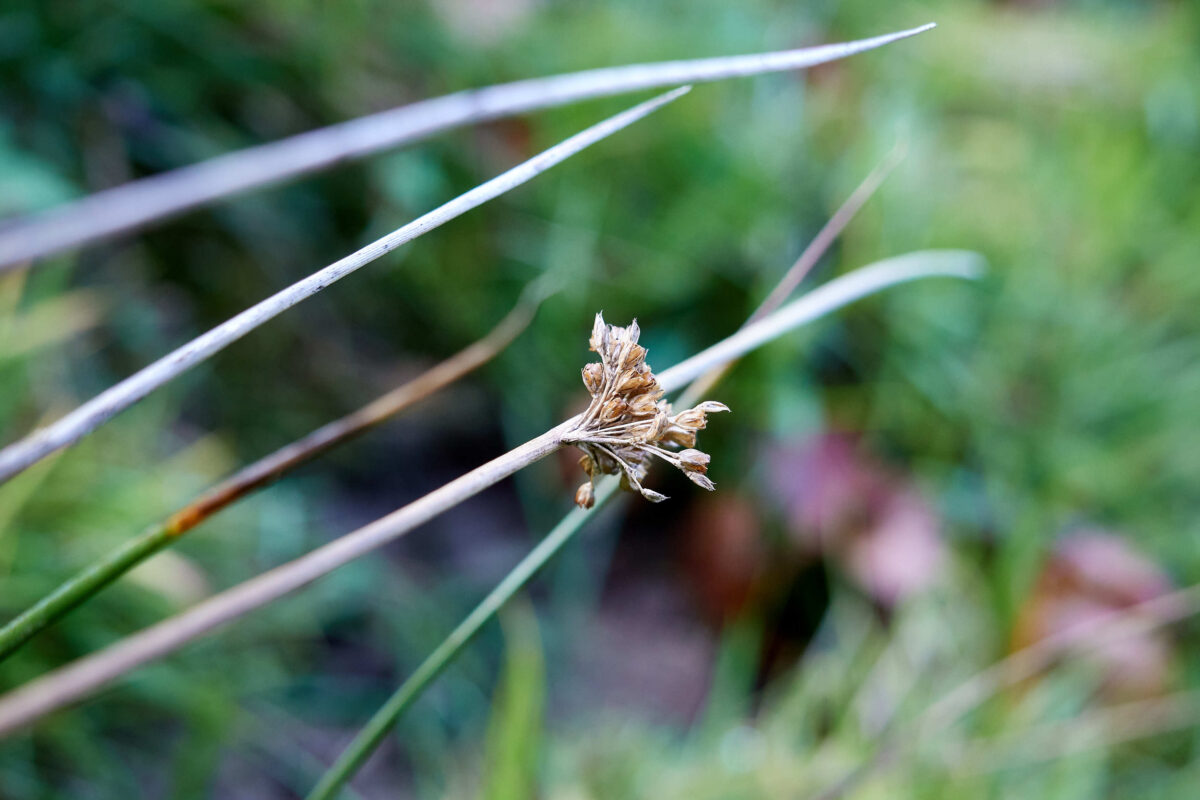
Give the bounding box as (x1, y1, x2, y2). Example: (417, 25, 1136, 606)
(655, 250, 983, 392)
(0, 283, 551, 662)
(676, 142, 904, 406)
(0, 251, 978, 738)
(0, 88, 688, 487)
(0, 24, 934, 270)
(305, 164, 907, 797)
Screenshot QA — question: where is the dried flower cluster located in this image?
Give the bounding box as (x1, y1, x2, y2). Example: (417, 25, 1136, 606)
(563, 313, 729, 508)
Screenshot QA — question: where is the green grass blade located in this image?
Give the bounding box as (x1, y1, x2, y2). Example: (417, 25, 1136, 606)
(305, 479, 620, 800)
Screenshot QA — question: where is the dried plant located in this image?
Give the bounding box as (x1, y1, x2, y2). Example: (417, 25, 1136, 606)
(0, 24, 938, 486)
(282, 151, 933, 799)
(0, 282, 553, 663)
(0, 25, 933, 271)
(0, 252, 982, 738)
(0, 25, 996, 799)
(0, 88, 687, 486)
(565, 313, 728, 507)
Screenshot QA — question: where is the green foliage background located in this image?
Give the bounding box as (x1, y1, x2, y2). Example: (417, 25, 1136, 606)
(1, 0, 1198, 797)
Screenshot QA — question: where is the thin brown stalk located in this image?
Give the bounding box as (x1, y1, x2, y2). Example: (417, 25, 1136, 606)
(676, 143, 904, 407)
(0, 286, 548, 661)
(165, 285, 547, 535)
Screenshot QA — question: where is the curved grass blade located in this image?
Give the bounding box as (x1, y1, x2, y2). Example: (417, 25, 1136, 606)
(0, 25, 935, 271)
(305, 191, 965, 799)
(0, 88, 689, 487)
(306, 478, 622, 800)
(0, 283, 551, 662)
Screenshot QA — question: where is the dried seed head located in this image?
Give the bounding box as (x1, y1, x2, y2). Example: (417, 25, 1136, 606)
(565, 313, 729, 507)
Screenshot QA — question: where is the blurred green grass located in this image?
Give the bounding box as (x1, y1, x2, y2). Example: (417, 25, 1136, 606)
(1, 0, 1199, 797)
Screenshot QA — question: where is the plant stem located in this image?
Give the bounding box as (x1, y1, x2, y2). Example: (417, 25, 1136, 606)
(0, 251, 980, 737)
(0, 423, 573, 738)
(920, 581, 1200, 733)
(677, 142, 904, 407)
(0, 88, 688, 487)
(304, 249, 981, 797)
(306, 479, 621, 800)
(0, 525, 172, 662)
(0, 288, 548, 662)
(950, 689, 1200, 775)
(0, 25, 934, 271)
(655, 250, 984, 393)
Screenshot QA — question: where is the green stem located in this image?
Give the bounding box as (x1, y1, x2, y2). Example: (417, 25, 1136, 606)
(0, 289, 547, 664)
(306, 479, 620, 800)
(0, 525, 171, 661)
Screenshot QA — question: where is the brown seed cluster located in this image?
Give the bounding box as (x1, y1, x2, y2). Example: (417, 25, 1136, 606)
(564, 313, 729, 508)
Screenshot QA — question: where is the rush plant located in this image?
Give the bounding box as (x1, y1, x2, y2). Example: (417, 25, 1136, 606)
(0, 21, 983, 799)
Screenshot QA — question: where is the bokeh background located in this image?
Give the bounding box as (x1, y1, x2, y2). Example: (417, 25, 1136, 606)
(2, 0, 1199, 797)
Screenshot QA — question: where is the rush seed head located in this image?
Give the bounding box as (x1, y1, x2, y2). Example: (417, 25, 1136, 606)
(564, 312, 729, 507)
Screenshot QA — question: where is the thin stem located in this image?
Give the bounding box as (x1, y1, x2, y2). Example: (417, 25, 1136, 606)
(0, 250, 979, 737)
(306, 252, 982, 797)
(0, 25, 935, 271)
(755, 142, 906, 321)
(0, 88, 688, 487)
(0, 287, 548, 662)
(0, 422, 574, 737)
(677, 142, 904, 407)
(593, 443, 648, 492)
(305, 478, 622, 800)
(919, 581, 1200, 733)
(0, 525, 174, 662)
(656, 250, 985, 394)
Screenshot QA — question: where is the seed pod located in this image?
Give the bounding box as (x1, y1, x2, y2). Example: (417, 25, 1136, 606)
(672, 408, 707, 430)
(599, 397, 629, 424)
(663, 426, 697, 449)
(621, 345, 648, 371)
(677, 449, 711, 473)
(628, 392, 659, 416)
(578, 453, 596, 477)
(590, 313, 609, 353)
(582, 362, 604, 395)
(639, 411, 669, 442)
